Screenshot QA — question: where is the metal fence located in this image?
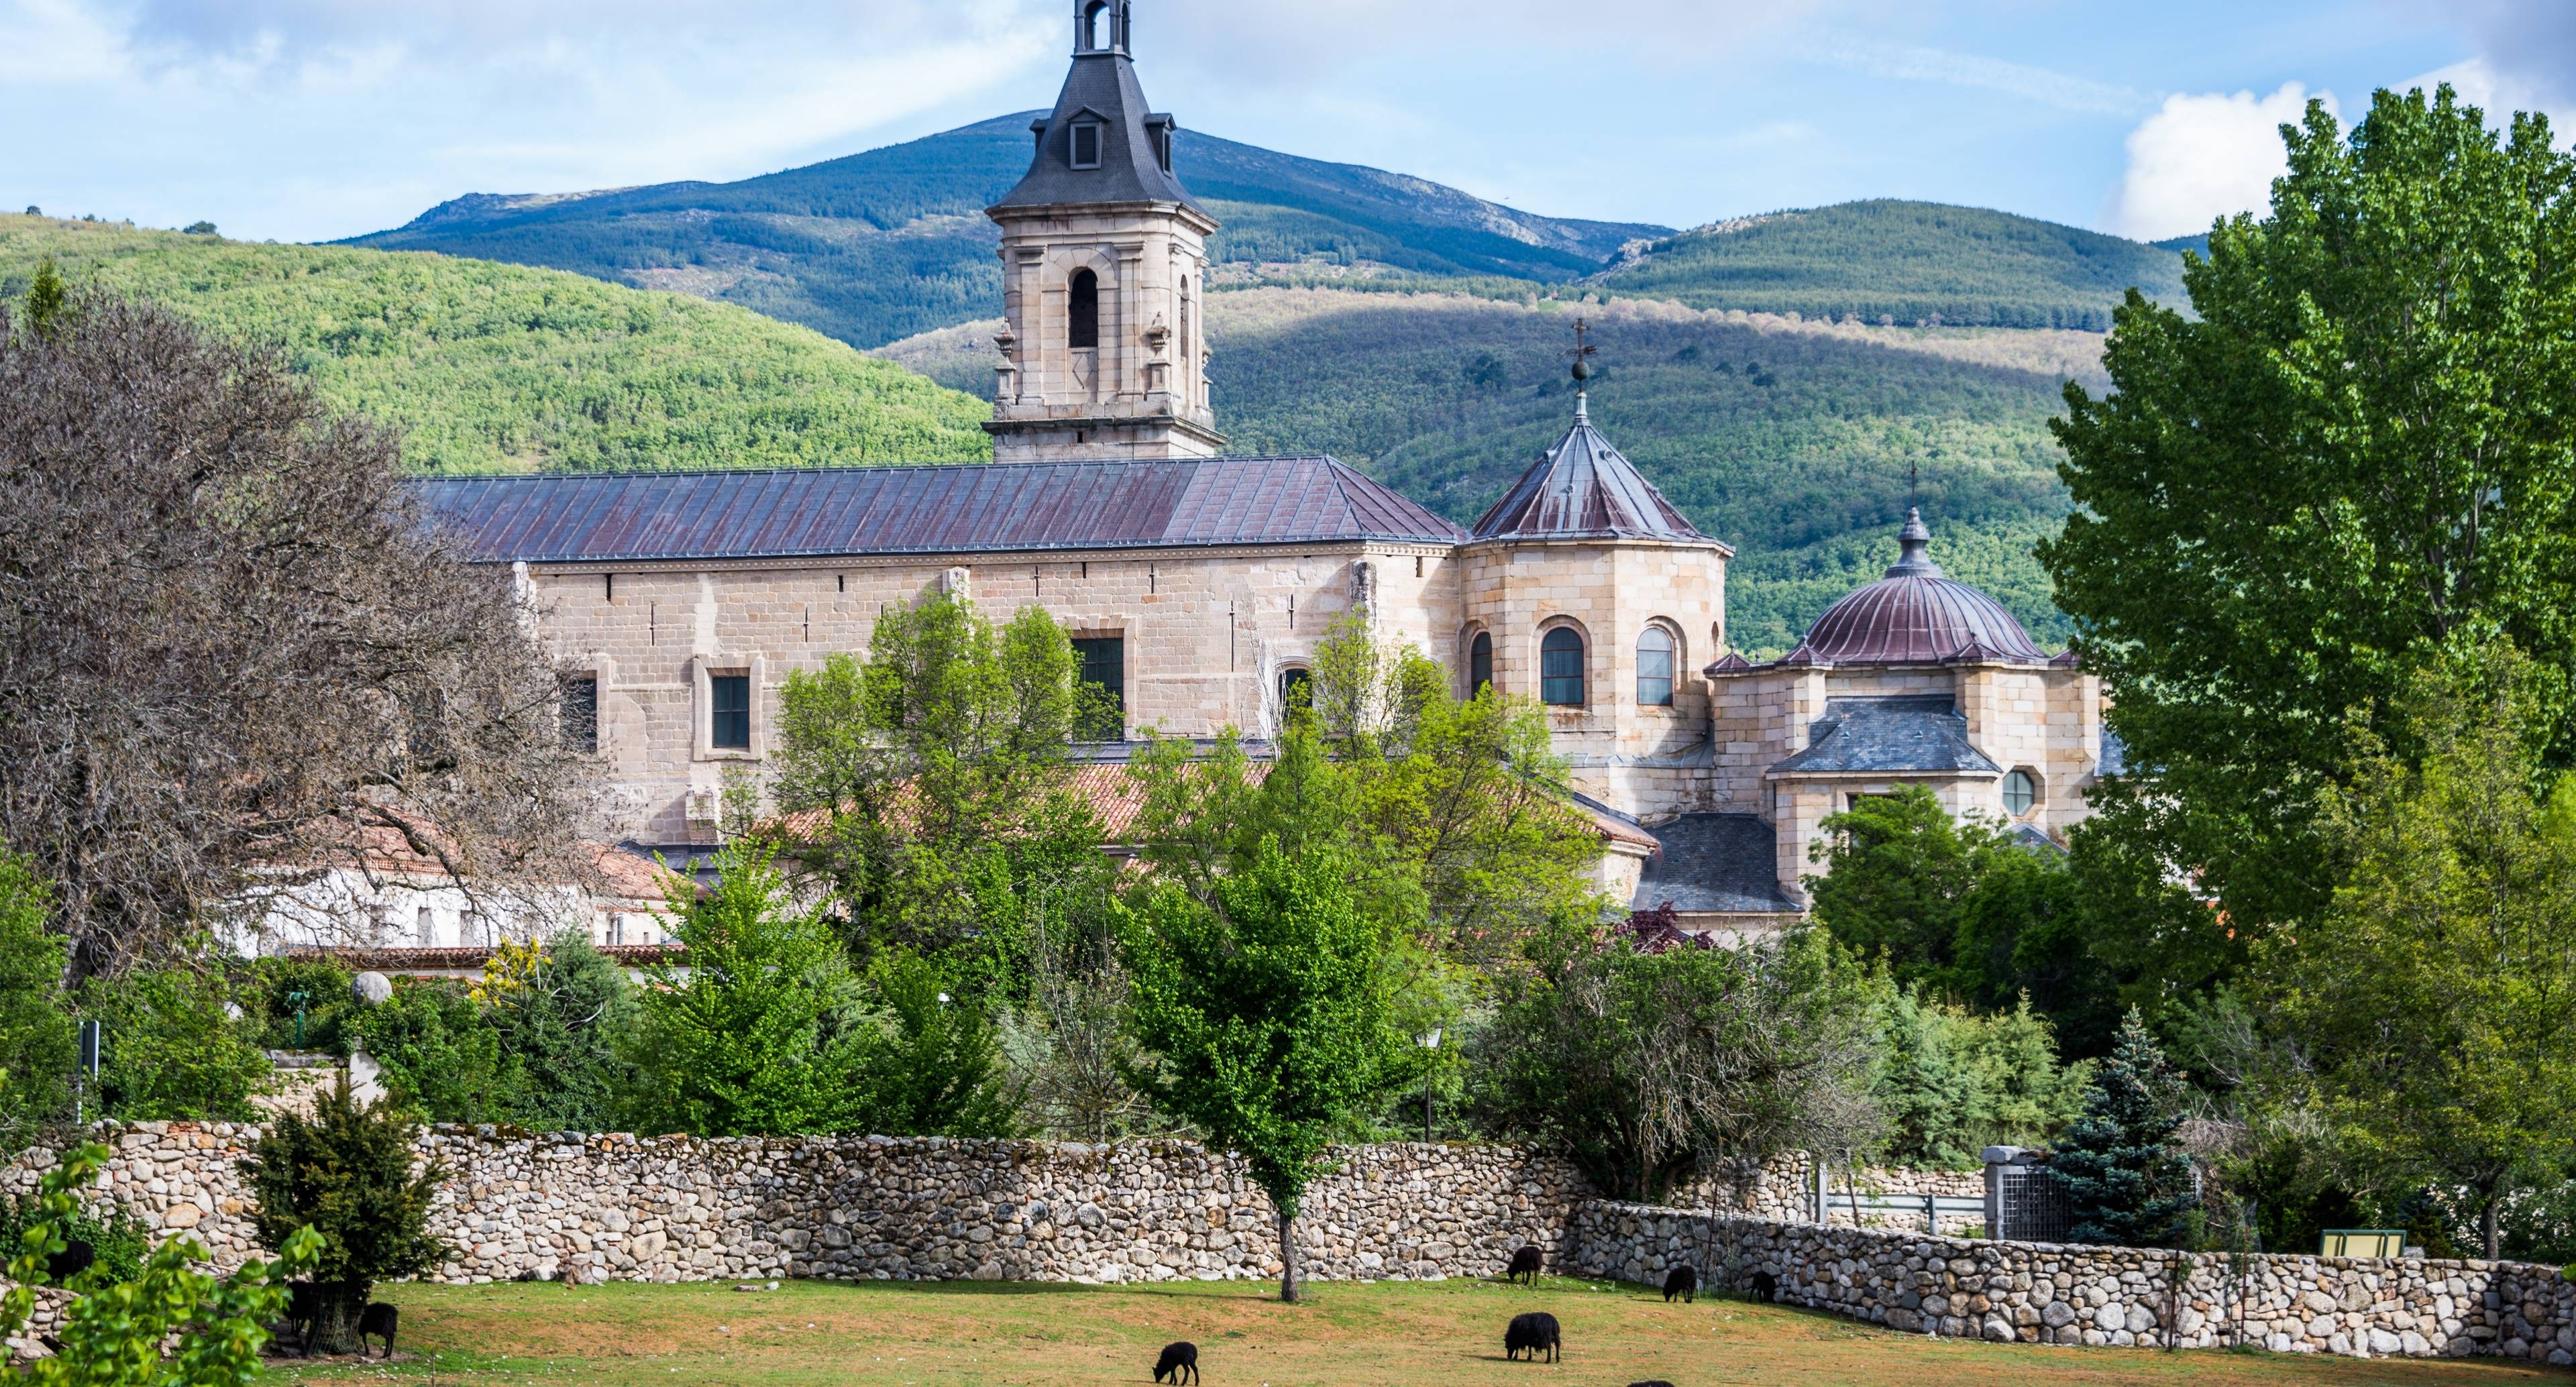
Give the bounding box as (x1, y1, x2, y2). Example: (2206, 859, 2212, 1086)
(1992, 1162, 2074, 1243)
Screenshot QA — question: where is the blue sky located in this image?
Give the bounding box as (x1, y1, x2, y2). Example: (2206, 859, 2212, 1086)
(3, 0, 2569, 245)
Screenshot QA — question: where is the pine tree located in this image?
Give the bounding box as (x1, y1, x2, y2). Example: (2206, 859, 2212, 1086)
(21, 258, 66, 338)
(2049, 1005, 2196, 1246)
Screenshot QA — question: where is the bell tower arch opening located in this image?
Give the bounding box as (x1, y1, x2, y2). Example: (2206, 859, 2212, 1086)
(1077, 1, 1130, 56)
(1068, 269, 1100, 351)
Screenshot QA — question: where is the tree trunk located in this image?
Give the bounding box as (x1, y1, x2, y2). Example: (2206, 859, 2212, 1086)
(310, 1282, 370, 1357)
(1276, 1207, 1301, 1305)
(2483, 1192, 2502, 1263)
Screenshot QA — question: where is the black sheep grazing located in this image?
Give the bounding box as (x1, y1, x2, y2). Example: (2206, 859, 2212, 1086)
(1503, 1311, 1560, 1363)
(1505, 1244, 1543, 1284)
(284, 1283, 321, 1356)
(1749, 1270, 1779, 1304)
(1152, 1340, 1198, 1384)
(358, 1302, 399, 1360)
(43, 1239, 93, 1285)
(1628, 1381, 1678, 1387)
(1662, 1264, 1697, 1304)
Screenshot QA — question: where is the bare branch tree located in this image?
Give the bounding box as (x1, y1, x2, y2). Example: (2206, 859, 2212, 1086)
(0, 288, 599, 979)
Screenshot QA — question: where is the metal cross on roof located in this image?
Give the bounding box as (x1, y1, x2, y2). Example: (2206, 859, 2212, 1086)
(1568, 317, 1599, 383)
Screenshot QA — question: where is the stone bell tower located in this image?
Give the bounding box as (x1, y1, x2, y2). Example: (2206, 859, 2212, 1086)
(984, 0, 1224, 462)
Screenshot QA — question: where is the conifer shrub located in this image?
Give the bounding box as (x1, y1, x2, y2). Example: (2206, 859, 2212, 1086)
(2049, 1006, 2197, 1247)
(243, 1077, 449, 1355)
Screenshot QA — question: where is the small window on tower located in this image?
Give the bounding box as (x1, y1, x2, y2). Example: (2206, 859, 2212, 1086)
(1071, 120, 1103, 170)
(1069, 269, 1099, 351)
(1155, 124, 1173, 172)
(559, 673, 598, 753)
(1469, 631, 1493, 696)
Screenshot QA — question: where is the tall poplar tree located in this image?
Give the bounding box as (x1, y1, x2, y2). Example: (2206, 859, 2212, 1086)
(2045, 85, 2576, 936)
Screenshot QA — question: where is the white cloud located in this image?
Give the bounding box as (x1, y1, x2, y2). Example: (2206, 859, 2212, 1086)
(2100, 82, 2334, 242)
(1812, 40, 2147, 115)
(2398, 0, 2576, 113)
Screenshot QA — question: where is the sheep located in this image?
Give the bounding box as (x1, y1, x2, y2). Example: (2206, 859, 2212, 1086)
(1152, 1341, 1198, 1384)
(1504, 1244, 1543, 1284)
(42, 1239, 93, 1286)
(1503, 1311, 1560, 1363)
(1748, 1270, 1778, 1304)
(1628, 1380, 1678, 1387)
(358, 1302, 399, 1360)
(1662, 1264, 1697, 1304)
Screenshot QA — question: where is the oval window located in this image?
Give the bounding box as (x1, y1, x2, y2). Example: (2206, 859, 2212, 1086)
(2002, 769, 2038, 816)
(1636, 627, 1674, 706)
(1540, 627, 1585, 706)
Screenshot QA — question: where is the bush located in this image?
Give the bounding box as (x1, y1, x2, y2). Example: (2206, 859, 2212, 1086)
(1477, 926, 1878, 1203)
(78, 968, 270, 1121)
(347, 977, 516, 1123)
(0, 846, 74, 1148)
(242, 956, 358, 1054)
(2, 1140, 320, 1385)
(2051, 1007, 2197, 1247)
(1870, 987, 2090, 1168)
(0, 1188, 150, 1286)
(857, 952, 1022, 1138)
(242, 1078, 448, 1355)
(479, 933, 639, 1133)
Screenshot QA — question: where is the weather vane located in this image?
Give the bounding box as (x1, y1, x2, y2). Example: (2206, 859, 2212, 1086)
(1567, 318, 1599, 386)
(1908, 458, 1919, 510)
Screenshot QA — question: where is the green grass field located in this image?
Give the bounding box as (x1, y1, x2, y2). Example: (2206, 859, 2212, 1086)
(274, 1276, 2564, 1387)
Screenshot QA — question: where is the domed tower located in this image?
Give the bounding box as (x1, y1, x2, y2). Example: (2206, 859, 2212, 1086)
(1458, 339, 1732, 818)
(985, 1, 1222, 462)
(1696, 508, 2112, 916)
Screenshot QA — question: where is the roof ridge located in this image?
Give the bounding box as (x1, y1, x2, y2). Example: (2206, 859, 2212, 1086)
(415, 456, 1364, 484)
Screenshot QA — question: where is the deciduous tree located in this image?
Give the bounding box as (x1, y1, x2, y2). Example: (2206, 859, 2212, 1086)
(2271, 643, 2576, 1260)
(1121, 836, 1411, 1303)
(0, 286, 596, 981)
(2045, 85, 2576, 937)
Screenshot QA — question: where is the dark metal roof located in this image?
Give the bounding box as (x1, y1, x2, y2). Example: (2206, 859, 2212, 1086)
(1771, 696, 2002, 776)
(1800, 509, 2046, 664)
(1631, 813, 1800, 915)
(413, 459, 1466, 564)
(1470, 393, 1719, 546)
(989, 8, 1205, 218)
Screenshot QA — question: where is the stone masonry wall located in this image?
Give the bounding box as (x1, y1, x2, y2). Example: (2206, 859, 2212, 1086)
(1571, 1201, 2576, 1364)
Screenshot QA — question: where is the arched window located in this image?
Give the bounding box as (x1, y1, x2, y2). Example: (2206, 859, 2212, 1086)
(1468, 631, 1493, 696)
(1636, 626, 1674, 706)
(1279, 665, 1311, 715)
(1069, 270, 1099, 350)
(1540, 627, 1585, 706)
(2002, 769, 2039, 817)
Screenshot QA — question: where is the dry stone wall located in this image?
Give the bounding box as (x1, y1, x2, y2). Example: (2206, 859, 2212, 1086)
(1571, 1201, 2576, 1364)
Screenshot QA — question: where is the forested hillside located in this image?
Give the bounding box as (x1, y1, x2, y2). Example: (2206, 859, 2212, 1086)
(887, 290, 2101, 653)
(0, 216, 991, 474)
(345, 115, 1666, 349)
(1594, 201, 2191, 331)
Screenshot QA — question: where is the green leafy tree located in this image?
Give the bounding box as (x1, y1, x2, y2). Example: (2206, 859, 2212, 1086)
(625, 841, 873, 1136)
(1478, 925, 1878, 1201)
(480, 933, 640, 1132)
(1121, 836, 1411, 1303)
(2049, 1006, 2196, 1247)
(244, 956, 357, 1054)
(2, 1140, 321, 1384)
(772, 592, 1114, 985)
(1870, 987, 2090, 1169)
(80, 969, 270, 1121)
(0, 846, 74, 1148)
(1807, 787, 1986, 986)
(242, 1078, 449, 1355)
(856, 952, 1023, 1138)
(348, 979, 519, 1123)
(2271, 643, 2576, 1260)
(2045, 85, 2576, 939)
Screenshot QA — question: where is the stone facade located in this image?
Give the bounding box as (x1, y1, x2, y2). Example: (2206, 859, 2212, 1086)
(1570, 1201, 2576, 1364)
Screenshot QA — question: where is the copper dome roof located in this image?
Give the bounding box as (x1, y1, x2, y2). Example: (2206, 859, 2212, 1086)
(1798, 510, 2046, 665)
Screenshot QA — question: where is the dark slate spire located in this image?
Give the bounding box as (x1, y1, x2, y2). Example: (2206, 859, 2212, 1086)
(989, 2, 1205, 215)
(1886, 507, 1941, 577)
(1468, 390, 1717, 544)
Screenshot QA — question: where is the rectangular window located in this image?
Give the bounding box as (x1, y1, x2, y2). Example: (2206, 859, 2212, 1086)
(1071, 121, 1102, 169)
(710, 673, 751, 750)
(1073, 636, 1125, 740)
(559, 674, 598, 753)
